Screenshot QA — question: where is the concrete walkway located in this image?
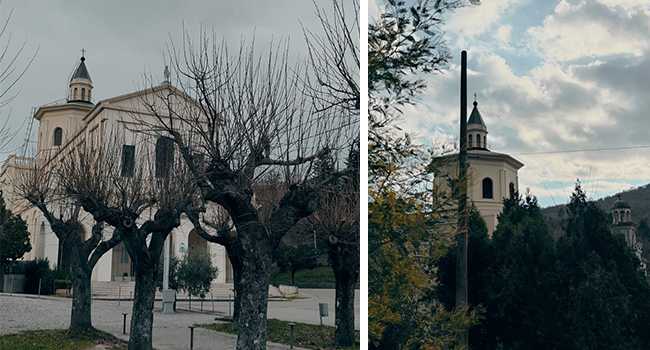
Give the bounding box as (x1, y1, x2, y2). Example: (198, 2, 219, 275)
(0, 289, 359, 349)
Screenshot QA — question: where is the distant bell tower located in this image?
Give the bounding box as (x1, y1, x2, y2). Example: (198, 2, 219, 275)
(611, 195, 646, 274)
(68, 51, 93, 103)
(611, 195, 636, 246)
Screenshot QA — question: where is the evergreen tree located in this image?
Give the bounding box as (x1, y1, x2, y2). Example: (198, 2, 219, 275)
(553, 182, 650, 349)
(0, 192, 31, 273)
(484, 194, 558, 350)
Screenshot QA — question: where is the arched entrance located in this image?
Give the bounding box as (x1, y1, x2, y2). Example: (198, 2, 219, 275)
(111, 243, 133, 281)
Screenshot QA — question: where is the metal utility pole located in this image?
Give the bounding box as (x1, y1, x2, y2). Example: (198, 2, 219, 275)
(455, 50, 469, 310)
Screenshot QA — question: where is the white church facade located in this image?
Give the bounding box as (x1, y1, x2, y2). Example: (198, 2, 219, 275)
(0, 55, 233, 284)
(434, 99, 524, 235)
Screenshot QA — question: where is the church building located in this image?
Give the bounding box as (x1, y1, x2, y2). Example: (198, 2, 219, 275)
(0, 55, 234, 286)
(434, 98, 524, 235)
(611, 196, 646, 273)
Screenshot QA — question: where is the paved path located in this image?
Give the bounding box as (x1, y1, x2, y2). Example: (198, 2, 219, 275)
(0, 289, 359, 349)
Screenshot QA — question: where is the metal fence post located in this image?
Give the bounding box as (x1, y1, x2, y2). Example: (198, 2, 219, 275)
(289, 322, 296, 349)
(189, 326, 195, 350)
(122, 313, 128, 334)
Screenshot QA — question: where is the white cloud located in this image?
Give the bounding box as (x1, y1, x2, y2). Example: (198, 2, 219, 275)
(528, 0, 650, 61)
(495, 25, 512, 47)
(446, 0, 519, 37)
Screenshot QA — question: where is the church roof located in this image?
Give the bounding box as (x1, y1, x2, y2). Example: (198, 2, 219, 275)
(468, 100, 486, 128)
(432, 149, 524, 170)
(71, 56, 92, 82)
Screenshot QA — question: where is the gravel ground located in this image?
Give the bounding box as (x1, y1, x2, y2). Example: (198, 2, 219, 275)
(0, 289, 359, 349)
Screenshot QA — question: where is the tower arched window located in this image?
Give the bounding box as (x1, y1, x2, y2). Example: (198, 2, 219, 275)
(81, 88, 86, 100)
(74, 88, 78, 100)
(482, 177, 493, 199)
(476, 135, 481, 148)
(468, 134, 473, 148)
(53, 127, 63, 146)
(155, 136, 175, 178)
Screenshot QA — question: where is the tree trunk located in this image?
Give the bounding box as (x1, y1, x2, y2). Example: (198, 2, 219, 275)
(226, 244, 242, 323)
(290, 269, 296, 286)
(329, 238, 359, 348)
(129, 263, 157, 350)
(333, 266, 356, 347)
(232, 224, 273, 350)
(69, 263, 93, 334)
(67, 239, 94, 335)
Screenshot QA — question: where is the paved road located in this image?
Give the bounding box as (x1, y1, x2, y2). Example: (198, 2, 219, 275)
(0, 289, 359, 349)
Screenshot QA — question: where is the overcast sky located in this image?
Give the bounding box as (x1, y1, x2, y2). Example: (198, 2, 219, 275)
(371, 0, 650, 207)
(0, 0, 328, 160)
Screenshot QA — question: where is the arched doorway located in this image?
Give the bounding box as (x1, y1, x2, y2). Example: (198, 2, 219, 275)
(111, 242, 133, 281)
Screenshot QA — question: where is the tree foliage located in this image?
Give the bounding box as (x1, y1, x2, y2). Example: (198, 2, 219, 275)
(0, 191, 30, 265)
(439, 185, 650, 349)
(368, 0, 478, 348)
(175, 252, 218, 299)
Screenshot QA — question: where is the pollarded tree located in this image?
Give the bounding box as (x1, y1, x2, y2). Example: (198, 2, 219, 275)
(136, 37, 355, 349)
(58, 134, 195, 350)
(310, 147, 359, 347)
(14, 154, 120, 335)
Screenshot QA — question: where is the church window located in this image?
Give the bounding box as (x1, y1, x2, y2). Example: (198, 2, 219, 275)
(509, 182, 516, 199)
(482, 177, 493, 199)
(53, 127, 63, 146)
(74, 88, 78, 99)
(477, 135, 481, 148)
(155, 136, 175, 178)
(468, 134, 473, 148)
(81, 88, 86, 100)
(484, 135, 487, 148)
(121, 145, 135, 177)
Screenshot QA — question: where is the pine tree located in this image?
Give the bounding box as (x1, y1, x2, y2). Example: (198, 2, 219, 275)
(0, 191, 31, 291)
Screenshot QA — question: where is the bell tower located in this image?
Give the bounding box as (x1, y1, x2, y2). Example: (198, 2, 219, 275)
(68, 51, 93, 104)
(467, 95, 488, 150)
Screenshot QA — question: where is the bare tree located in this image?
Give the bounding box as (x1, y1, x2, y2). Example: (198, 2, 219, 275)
(302, 2, 360, 345)
(58, 132, 195, 350)
(135, 35, 353, 349)
(0, 6, 37, 152)
(311, 148, 359, 347)
(303, 0, 359, 115)
(14, 151, 121, 335)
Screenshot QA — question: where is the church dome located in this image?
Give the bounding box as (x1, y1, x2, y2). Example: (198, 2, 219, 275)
(467, 98, 488, 150)
(70, 56, 92, 82)
(68, 53, 93, 104)
(468, 100, 486, 129)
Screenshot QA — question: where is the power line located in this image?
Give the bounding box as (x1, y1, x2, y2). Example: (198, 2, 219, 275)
(510, 145, 650, 156)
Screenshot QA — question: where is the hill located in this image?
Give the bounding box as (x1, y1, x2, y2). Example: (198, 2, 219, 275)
(542, 183, 650, 228)
(542, 183, 650, 264)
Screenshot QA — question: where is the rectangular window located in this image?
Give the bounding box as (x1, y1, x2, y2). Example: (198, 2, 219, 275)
(121, 145, 135, 177)
(155, 137, 175, 178)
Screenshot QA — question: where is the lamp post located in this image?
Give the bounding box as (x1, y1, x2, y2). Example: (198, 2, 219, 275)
(162, 235, 175, 314)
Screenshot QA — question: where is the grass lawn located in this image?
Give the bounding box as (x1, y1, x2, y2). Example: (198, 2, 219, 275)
(0, 329, 127, 350)
(271, 266, 336, 289)
(199, 319, 359, 349)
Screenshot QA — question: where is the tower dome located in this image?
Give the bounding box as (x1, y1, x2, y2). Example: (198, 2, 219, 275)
(467, 97, 488, 150)
(612, 195, 632, 225)
(68, 53, 93, 104)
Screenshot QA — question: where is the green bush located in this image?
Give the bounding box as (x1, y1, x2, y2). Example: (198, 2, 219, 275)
(176, 253, 218, 298)
(22, 259, 53, 294)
